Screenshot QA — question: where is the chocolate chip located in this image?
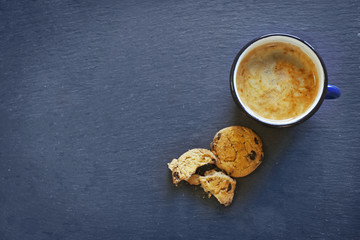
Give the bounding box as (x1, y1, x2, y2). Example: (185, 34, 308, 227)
(195, 164, 217, 175)
(217, 133, 221, 140)
(227, 183, 232, 192)
(254, 137, 258, 144)
(210, 142, 215, 150)
(173, 172, 179, 180)
(248, 150, 257, 160)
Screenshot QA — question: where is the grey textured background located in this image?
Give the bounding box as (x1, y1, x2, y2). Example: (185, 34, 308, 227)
(0, 0, 359, 239)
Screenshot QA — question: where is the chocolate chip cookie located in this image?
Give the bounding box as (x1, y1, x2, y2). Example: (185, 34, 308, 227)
(168, 148, 217, 185)
(210, 126, 264, 177)
(199, 170, 236, 207)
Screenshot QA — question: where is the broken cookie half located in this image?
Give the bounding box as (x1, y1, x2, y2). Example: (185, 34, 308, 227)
(168, 148, 236, 207)
(168, 148, 216, 185)
(199, 170, 236, 207)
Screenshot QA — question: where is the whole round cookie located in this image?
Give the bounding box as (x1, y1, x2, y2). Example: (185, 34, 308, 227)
(210, 126, 264, 177)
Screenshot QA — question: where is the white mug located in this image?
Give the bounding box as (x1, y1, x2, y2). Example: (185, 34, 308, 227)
(230, 33, 341, 127)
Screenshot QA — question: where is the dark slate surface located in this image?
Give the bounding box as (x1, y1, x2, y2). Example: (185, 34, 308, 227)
(0, 0, 359, 239)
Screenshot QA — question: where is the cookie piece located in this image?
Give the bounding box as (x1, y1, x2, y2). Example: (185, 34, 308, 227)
(168, 149, 217, 185)
(210, 126, 264, 177)
(187, 164, 219, 185)
(187, 174, 200, 185)
(199, 170, 236, 207)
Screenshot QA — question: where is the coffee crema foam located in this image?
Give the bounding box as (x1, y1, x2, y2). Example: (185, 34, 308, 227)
(236, 42, 319, 121)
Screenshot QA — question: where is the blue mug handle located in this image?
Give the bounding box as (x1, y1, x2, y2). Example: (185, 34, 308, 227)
(325, 84, 341, 99)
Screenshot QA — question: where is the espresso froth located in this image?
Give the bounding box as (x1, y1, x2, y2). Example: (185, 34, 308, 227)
(236, 42, 319, 121)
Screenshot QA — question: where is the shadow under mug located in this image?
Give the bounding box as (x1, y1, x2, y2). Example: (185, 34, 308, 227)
(230, 33, 341, 127)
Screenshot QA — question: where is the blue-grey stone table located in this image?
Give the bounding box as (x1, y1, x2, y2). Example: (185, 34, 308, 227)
(1, 0, 359, 239)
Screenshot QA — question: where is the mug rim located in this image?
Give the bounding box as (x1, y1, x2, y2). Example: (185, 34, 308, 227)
(230, 33, 328, 127)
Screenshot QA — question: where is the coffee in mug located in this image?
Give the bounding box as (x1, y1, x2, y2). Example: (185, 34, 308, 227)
(230, 34, 341, 127)
(236, 41, 319, 121)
